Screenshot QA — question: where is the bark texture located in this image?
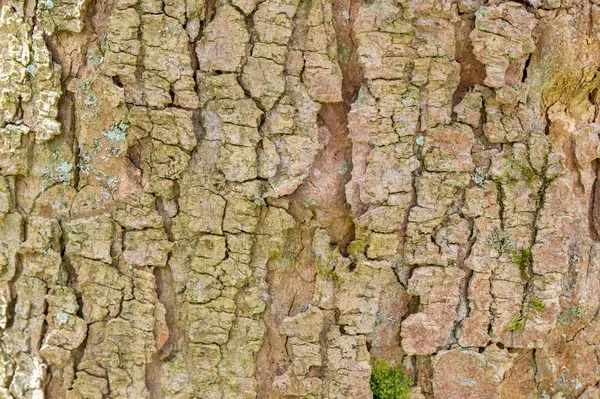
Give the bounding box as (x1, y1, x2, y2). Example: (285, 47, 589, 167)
(2, 0, 600, 397)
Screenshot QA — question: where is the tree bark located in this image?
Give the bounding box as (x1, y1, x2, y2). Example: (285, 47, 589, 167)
(1, 0, 600, 397)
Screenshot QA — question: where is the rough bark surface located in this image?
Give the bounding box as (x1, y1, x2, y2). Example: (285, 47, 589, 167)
(2, 0, 600, 397)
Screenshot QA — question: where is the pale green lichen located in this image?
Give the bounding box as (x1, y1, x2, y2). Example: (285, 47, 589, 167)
(392, 254, 403, 270)
(485, 228, 514, 254)
(86, 47, 104, 67)
(102, 121, 129, 143)
(73, 79, 98, 107)
(41, 160, 74, 191)
(56, 313, 69, 325)
(558, 306, 581, 326)
(106, 176, 119, 192)
(471, 166, 488, 187)
(78, 138, 100, 175)
(40, 0, 54, 9)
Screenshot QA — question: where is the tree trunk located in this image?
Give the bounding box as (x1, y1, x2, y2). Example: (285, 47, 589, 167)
(1, 0, 600, 397)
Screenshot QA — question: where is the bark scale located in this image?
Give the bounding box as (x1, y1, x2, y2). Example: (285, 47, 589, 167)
(1, 0, 600, 397)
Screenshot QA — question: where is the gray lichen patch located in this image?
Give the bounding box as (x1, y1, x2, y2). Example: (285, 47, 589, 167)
(40, 156, 74, 191)
(72, 78, 98, 107)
